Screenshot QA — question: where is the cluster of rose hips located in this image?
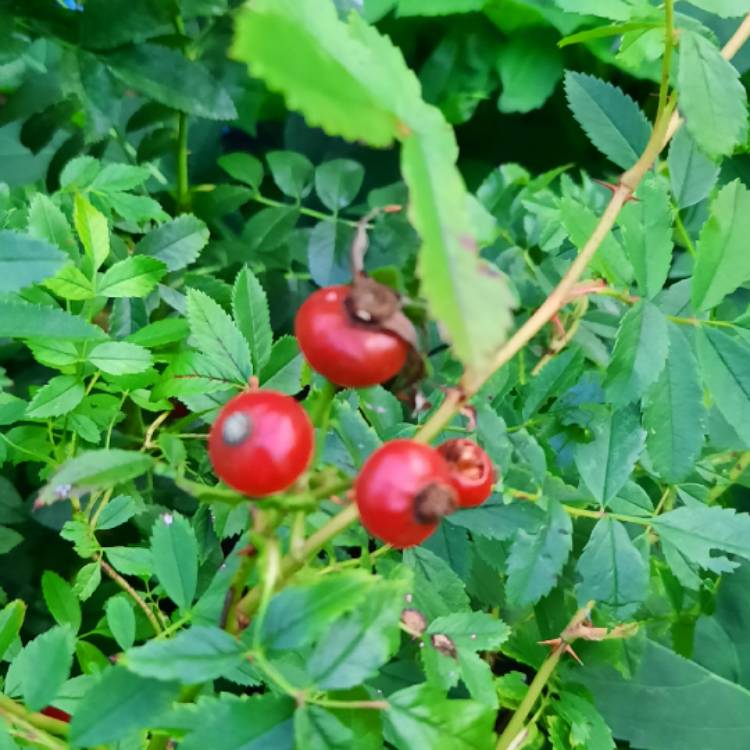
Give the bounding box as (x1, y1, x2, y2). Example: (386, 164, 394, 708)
(207, 281, 496, 548)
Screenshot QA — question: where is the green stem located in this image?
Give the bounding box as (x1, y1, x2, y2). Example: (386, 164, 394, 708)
(176, 111, 190, 213)
(563, 505, 650, 526)
(310, 380, 337, 428)
(101, 560, 163, 635)
(252, 193, 360, 227)
(674, 211, 697, 258)
(656, 0, 675, 123)
(495, 604, 594, 750)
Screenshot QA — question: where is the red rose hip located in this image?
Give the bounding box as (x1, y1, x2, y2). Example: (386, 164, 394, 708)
(208, 390, 314, 497)
(294, 285, 409, 388)
(438, 439, 495, 508)
(354, 439, 458, 548)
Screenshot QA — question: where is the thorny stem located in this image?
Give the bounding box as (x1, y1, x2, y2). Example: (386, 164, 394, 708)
(176, 112, 191, 213)
(101, 559, 163, 636)
(495, 604, 595, 750)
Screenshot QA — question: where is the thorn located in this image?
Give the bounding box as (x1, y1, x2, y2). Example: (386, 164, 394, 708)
(537, 637, 583, 664)
(594, 179, 639, 203)
(550, 313, 566, 338)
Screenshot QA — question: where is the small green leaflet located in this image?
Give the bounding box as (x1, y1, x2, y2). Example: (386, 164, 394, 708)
(136, 214, 209, 272)
(668, 128, 719, 209)
(218, 152, 264, 191)
(267, 150, 314, 200)
(505, 499, 572, 608)
(677, 31, 748, 160)
(604, 300, 669, 406)
(692, 180, 750, 311)
(618, 174, 673, 298)
(315, 158, 365, 211)
(6, 625, 75, 711)
(232, 266, 272, 374)
(106, 596, 136, 650)
(90, 163, 150, 192)
(73, 193, 109, 270)
(27, 193, 77, 255)
(37, 449, 154, 506)
(564, 71, 651, 169)
(122, 626, 244, 683)
(150, 512, 198, 612)
(26, 375, 85, 419)
(654, 504, 750, 589)
(644, 324, 706, 483)
(697, 327, 750, 447)
(575, 407, 645, 506)
(97, 256, 166, 298)
(0, 230, 67, 293)
(187, 288, 252, 385)
(576, 518, 648, 618)
(88, 341, 153, 375)
(496, 32, 563, 114)
(42, 571, 82, 633)
(295, 705, 381, 750)
(44, 262, 95, 300)
(70, 668, 181, 746)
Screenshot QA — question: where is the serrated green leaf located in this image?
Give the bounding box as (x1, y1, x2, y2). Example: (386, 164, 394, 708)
(575, 407, 645, 506)
(696, 327, 750, 447)
(307, 220, 354, 288)
(618, 174, 673, 298)
(105, 546, 153, 577)
(668, 127, 720, 209)
(576, 517, 648, 618)
(427, 612, 509, 651)
(42, 571, 82, 633)
(0, 230, 67, 292)
(404, 110, 514, 374)
(150, 512, 198, 611)
(506, 499, 572, 608)
(70, 667, 181, 746)
(37, 450, 154, 506)
(605, 300, 669, 406)
(232, 266, 272, 374)
(126, 318, 189, 349)
(295, 704, 381, 750)
(95, 495, 139, 531)
(179, 694, 295, 750)
(260, 336, 303, 394)
(261, 570, 374, 651)
(27, 194, 77, 256)
(0, 527, 22, 555)
(7, 625, 75, 711)
(73, 193, 109, 271)
(106, 596, 136, 650)
(232, 0, 406, 146)
(98, 256, 167, 298)
(692, 180, 750, 311)
(123, 626, 243, 682)
(136, 214, 209, 272)
(108, 44, 237, 120)
(655, 504, 750, 588)
(0, 300, 103, 340)
(74, 562, 102, 601)
(26, 375, 85, 419)
(564, 71, 651, 169)
(403, 546, 470, 619)
(677, 31, 748, 160)
(560, 196, 632, 286)
(315, 159, 365, 210)
(187, 288, 252, 385)
(554, 692, 615, 750)
(90, 163, 150, 193)
(644, 324, 706, 483)
(384, 684, 495, 750)
(89, 341, 153, 375)
(44, 262, 96, 301)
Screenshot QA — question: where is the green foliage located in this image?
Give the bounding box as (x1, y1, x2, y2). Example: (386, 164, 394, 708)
(1, 0, 750, 748)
